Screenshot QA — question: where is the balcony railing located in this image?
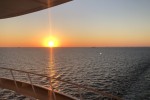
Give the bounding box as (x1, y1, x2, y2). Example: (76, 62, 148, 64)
(0, 67, 122, 100)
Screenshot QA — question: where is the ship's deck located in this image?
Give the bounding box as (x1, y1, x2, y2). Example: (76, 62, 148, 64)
(0, 77, 76, 100)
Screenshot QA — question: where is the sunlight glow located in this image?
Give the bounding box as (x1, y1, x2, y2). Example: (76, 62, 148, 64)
(43, 36, 60, 47)
(48, 41, 54, 47)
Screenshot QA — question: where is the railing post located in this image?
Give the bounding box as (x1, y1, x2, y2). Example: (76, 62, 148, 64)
(78, 86, 83, 100)
(27, 73, 37, 97)
(10, 70, 19, 91)
(49, 77, 57, 100)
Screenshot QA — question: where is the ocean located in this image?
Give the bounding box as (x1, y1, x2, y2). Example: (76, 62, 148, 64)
(0, 47, 150, 100)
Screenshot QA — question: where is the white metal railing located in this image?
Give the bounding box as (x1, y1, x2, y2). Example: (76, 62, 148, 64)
(0, 67, 122, 100)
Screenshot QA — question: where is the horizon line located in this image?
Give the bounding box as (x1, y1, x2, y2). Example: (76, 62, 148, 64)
(0, 46, 150, 48)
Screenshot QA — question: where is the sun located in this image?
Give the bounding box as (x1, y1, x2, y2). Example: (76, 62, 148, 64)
(48, 41, 55, 47)
(43, 36, 60, 47)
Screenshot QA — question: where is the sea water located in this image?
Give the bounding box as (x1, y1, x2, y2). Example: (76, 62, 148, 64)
(0, 47, 150, 100)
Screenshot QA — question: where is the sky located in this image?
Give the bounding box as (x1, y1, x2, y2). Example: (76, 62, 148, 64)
(0, 0, 150, 47)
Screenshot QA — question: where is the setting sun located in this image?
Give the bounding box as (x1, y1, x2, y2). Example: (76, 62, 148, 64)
(48, 41, 54, 47)
(43, 36, 60, 47)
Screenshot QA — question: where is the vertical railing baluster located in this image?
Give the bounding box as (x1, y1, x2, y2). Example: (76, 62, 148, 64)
(27, 73, 37, 97)
(49, 77, 57, 100)
(10, 69, 19, 91)
(48, 77, 52, 100)
(78, 86, 83, 100)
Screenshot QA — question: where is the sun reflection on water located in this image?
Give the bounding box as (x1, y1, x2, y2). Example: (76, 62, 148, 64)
(48, 48, 60, 91)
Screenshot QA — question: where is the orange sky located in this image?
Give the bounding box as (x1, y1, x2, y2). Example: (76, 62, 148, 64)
(0, 0, 150, 47)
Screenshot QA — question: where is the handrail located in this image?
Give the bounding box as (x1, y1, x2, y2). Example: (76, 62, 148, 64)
(0, 67, 122, 100)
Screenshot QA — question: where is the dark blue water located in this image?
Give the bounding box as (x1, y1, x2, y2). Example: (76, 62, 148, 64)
(0, 47, 150, 100)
